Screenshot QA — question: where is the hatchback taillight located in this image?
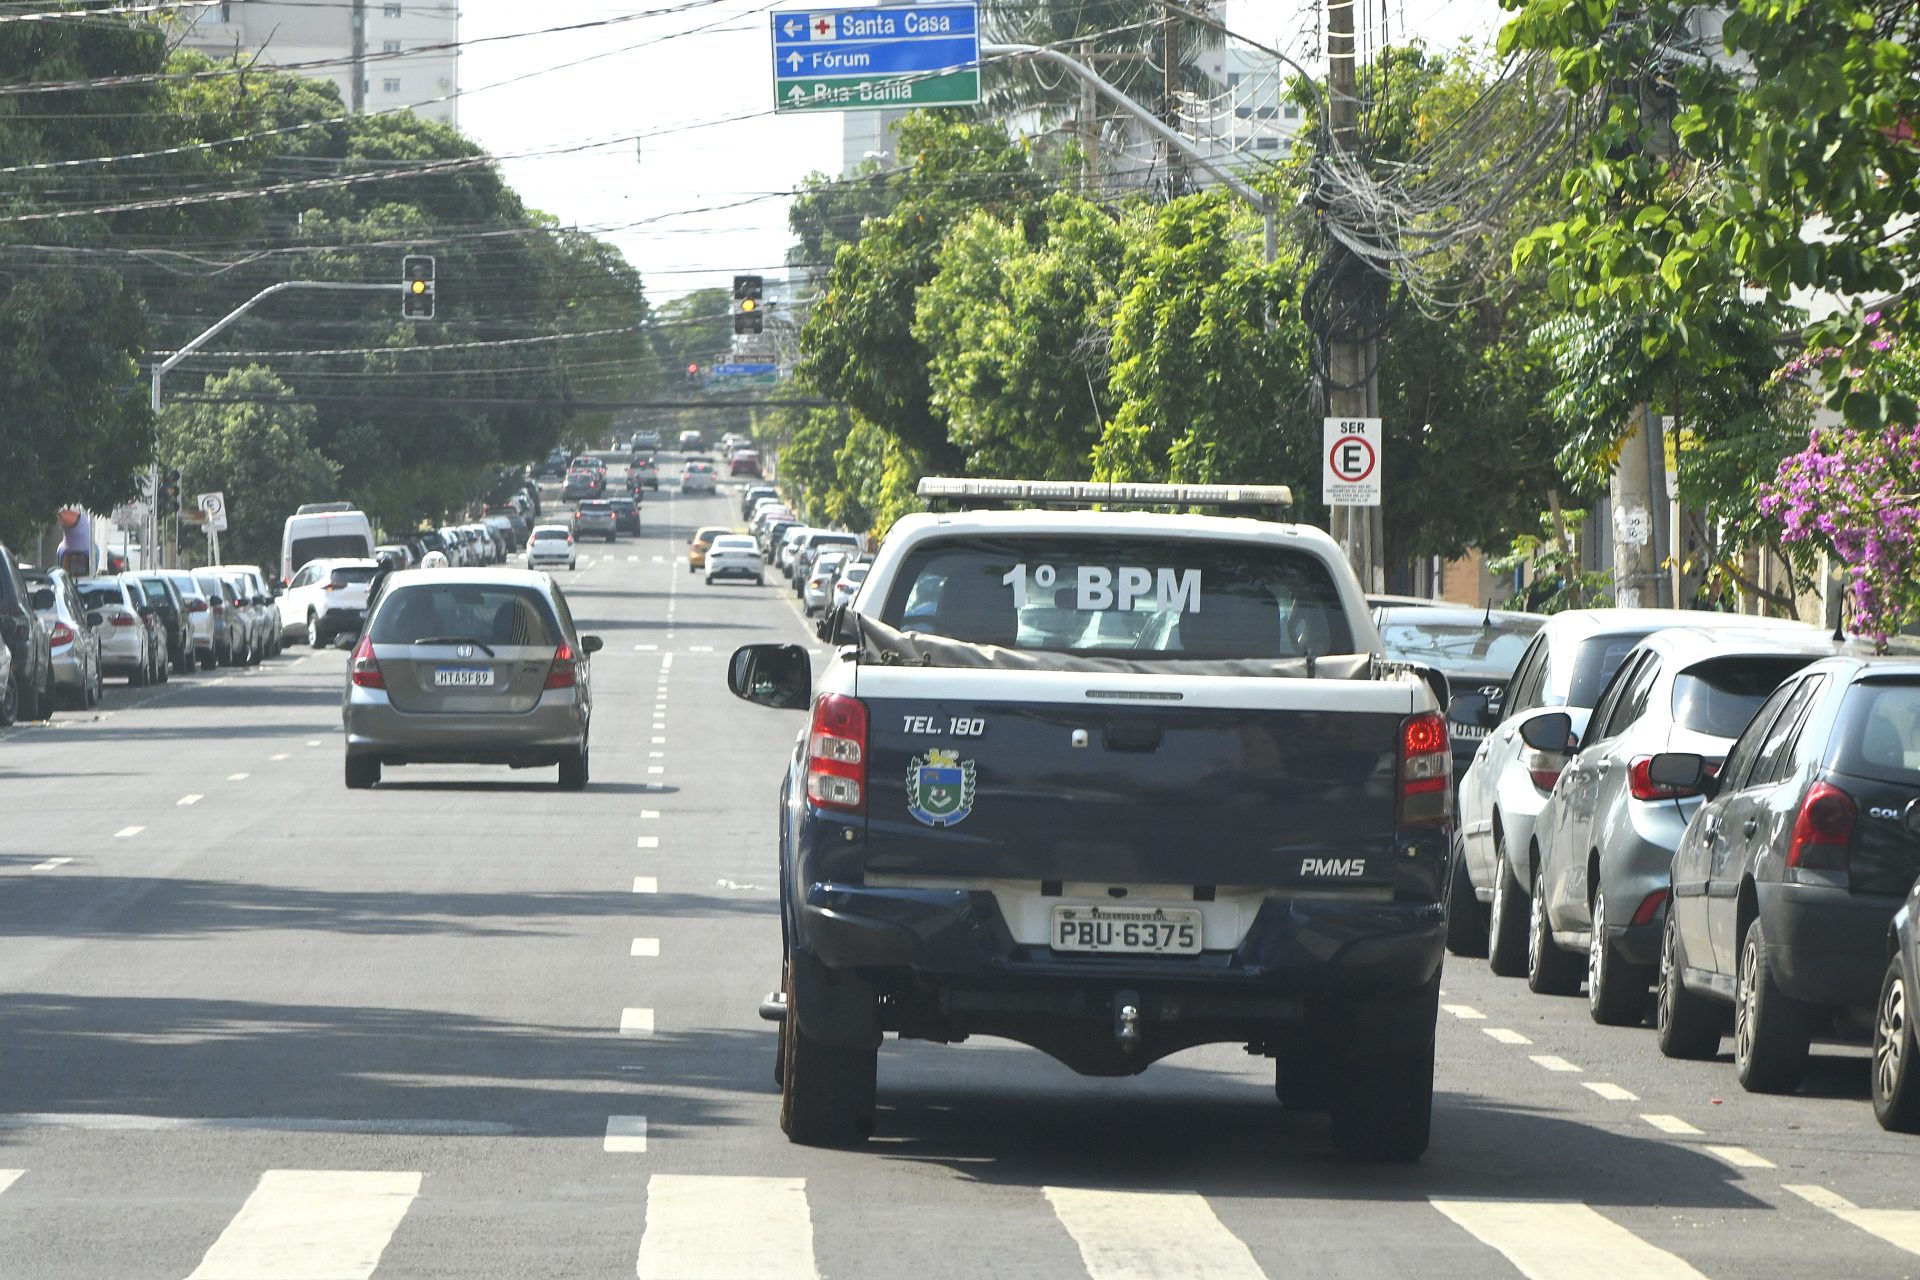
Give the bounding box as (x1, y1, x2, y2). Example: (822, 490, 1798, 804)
(49, 622, 73, 647)
(806, 693, 868, 812)
(108, 611, 135, 628)
(1399, 711, 1452, 829)
(1787, 781, 1856, 873)
(350, 633, 385, 688)
(544, 643, 579, 689)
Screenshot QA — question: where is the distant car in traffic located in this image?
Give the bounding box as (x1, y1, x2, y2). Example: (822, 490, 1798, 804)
(688, 525, 730, 574)
(677, 429, 702, 451)
(76, 576, 158, 686)
(630, 456, 659, 491)
(681, 460, 718, 494)
(192, 570, 245, 665)
(631, 429, 661, 452)
(607, 496, 641, 536)
(830, 560, 870, 611)
(703, 534, 762, 585)
(525, 525, 576, 571)
(574, 500, 617, 543)
(342, 568, 602, 790)
(803, 551, 850, 614)
(563, 469, 604, 501)
(729, 449, 763, 478)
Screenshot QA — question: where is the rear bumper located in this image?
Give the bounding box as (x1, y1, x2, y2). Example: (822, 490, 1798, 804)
(707, 563, 761, 580)
(48, 647, 85, 689)
(1758, 881, 1902, 1009)
(344, 691, 586, 765)
(797, 882, 1445, 995)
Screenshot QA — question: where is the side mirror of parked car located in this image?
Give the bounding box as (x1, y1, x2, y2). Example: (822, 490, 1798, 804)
(30, 586, 54, 610)
(86, 611, 103, 628)
(1519, 711, 1575, 753)
(271, 582, 284, 597)
(1647, 751, 1714, 795)
(580, 635, 604, 655)
(1447, 691, 1492, 729)
(728, 643, 811, 710)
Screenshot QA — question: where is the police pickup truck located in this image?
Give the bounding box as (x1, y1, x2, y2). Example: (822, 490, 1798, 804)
(728, 478, 1453, 1159)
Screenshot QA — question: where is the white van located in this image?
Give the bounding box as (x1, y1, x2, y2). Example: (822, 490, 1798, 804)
(281, 503, 374, 585)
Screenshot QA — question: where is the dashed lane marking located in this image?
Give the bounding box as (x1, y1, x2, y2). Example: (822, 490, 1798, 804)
(620, 1008, 655, 1035)
(186, 1169, 421, 1280)
(268, 753, 289, 761)
(604, 1116, 648, 1154)
(1432, 1199, 1709, 1280)
(688, 645, 714, 652)
(1786, 1184, 1920, 1257)
(1583, 1082, 1639, 1102)
(637, 1175, 816, 1280)
(306, 740, 321, 747)
(651, 736, 666, 744)
(1707, 1146, 1775, 1169)
(1530, 1055, 1581, 1072)
(661, 653, 674, 670)
(30, 857, 72, 872)
(1045, 1187, 1263, 1280)
(0, 1169, 19, 1195)
(648, 766, 665, 775)
(113, 826, 144, 839)
(641, 810, 660, 820)
(649, 752, 665, 759)
(631, 938, 660, 957)
(1483, 1028, 1532, 1045)
(178, 794, 203, 806)
(1442, 1004, 1485, 1020)
(632, 877, 658, 894)
(637, 836, 660, 849)
(227, 773, 249, 782)
(1641, 1114, 1701, 1134)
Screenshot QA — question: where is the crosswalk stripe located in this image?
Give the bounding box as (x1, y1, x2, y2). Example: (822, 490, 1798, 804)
(637, 1174, 817, 1279)
(1786, 1184, 1920, 1257)
(1044, 1187, 1264, 1280)
(0, 1169, 21, 1195)
(186, 1169, 421, 1280)
(1432, 1200, 1708, 1279)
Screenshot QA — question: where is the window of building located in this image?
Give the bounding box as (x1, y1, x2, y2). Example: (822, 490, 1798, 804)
(1255, 137, 1280, 151)
(1255, 106, 1278, 120)
(1283, 104, 1301, 120)
(1227, 73, 1241, 87)
(382, 78, 401, 93)
(382, 40, 401, 53)
(1234, 106, 1252, 119)
(382, 3, 402, 16)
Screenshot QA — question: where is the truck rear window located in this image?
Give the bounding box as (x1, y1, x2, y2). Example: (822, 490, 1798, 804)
(879, 536, 1354, 657)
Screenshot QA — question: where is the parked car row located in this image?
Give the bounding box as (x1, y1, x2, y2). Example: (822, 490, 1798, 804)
(1444, 605, 1920, 1130)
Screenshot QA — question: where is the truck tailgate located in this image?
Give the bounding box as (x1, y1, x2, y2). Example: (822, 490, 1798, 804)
(854, 666, 1416, 890)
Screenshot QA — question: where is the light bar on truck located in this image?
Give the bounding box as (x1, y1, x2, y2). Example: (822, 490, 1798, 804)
(916, 478, 1293, 510)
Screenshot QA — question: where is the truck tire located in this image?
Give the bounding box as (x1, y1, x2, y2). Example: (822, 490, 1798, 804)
(1735, 915, 1811, 1093)
(1486, 838, 1528, 977)
(1656, 910, 1724, 1059)
(1329, 979, 1437, 1161)
(1445, 834, 1488, 958)
(1587, 890, 1653, 1025)
(780, 952, 877, 1146)
(1526, 865, 1583, 995)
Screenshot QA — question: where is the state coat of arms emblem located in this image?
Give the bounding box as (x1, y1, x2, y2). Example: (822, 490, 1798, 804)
(906, 748, 977, 827)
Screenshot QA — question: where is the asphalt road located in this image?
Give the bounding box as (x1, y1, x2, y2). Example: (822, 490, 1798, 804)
(5, 465, 1920, 1279)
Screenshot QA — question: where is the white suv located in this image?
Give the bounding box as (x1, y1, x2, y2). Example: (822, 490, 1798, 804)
(282, 558, 380, 647)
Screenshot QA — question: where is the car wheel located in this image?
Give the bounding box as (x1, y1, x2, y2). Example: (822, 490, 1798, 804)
(779, 951, 878, 1146)
(1486, 837, 1528, 977)
(1588, 890, 1654, 1025)
(1444, 832, 1489, 958)
(1526, 862, 1583, 995)
(0, 672, 17, 726)
(558, 743, 590, 791)
(130, 652, 149, 687)
(307, 614, 321, 648)
(1328, 978, 1437, 1161)
(1735, 914, 1811, 1093)
(1874, 953, 1920, 1132)
(83, 666, 99, 708)
(1656, 908, 1725, 1059)
(155, 651, 169, 684)
(180, 644, 196, 674)
(344, 755, 380, 789)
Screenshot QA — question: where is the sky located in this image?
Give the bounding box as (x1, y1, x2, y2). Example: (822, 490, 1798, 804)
(455, 0, 1510, 304)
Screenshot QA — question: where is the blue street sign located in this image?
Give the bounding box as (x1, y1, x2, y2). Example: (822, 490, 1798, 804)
(714, 363, 778, 376)
(770, 3, 981, 113)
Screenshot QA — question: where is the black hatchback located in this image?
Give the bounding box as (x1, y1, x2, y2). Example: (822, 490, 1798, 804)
(1650, 655, 1920, 1093)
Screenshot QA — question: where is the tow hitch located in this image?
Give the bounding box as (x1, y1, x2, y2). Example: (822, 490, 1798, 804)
(1114, 989, 1141, 1049)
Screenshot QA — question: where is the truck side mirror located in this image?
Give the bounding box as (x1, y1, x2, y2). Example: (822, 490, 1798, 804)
(728, 643, 810, 710)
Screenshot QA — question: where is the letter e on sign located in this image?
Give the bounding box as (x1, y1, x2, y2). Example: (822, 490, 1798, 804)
(1322, 417, 1382, 507)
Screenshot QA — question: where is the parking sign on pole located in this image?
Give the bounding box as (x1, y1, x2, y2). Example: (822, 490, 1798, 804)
(1322, 418, 1382, 507)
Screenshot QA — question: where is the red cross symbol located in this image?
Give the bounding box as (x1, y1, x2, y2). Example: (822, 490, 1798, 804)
(813, 17, 831, 34)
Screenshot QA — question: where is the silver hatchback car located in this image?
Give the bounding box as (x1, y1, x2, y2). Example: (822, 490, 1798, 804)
(342, 568, 601, 790)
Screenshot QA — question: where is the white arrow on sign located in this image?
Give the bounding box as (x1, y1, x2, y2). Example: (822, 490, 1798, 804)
(782, 17, 800, 35)
(787, 85, 807, 104)
(785, 50, 803, 70)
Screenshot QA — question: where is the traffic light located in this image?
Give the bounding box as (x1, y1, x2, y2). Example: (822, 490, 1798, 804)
(157, 468, 181, 517)
(732, 273, 764, 335)
(402, 254, 435, 320)
(686, 363, 701, 384)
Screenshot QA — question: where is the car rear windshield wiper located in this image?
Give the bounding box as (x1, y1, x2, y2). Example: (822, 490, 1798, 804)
(409, 636, 496, 655)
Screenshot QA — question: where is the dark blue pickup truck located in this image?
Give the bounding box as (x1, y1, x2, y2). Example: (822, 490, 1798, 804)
(729, 480, 1454, 1159)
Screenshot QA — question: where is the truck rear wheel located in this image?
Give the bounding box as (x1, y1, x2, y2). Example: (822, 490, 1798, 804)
(1329, 981, 1437, 1161)
(779, 953, 877, 1146)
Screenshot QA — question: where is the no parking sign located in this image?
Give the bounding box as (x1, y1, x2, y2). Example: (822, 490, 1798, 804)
(1322, 418, 1381, 507)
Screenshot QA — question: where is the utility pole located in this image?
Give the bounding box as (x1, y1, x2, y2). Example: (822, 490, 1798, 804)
(1610, 405, 1667, 607)
(1162, 7, 1184, 196)
(1079, 44, 1099, 193)
(1321, 0, 1381, 590)
(350, 0, 366, 113)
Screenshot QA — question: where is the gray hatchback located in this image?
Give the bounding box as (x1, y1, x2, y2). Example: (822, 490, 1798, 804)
(342, 568, 602, 790)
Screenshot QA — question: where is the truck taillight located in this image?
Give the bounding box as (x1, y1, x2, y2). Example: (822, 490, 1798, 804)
(350, 634, 385, 688)
(1399, 711, 1452, 829)
(806, 693, 867, 812)
(1787, 781, 1855, 873)
(544, 643, 579, 689)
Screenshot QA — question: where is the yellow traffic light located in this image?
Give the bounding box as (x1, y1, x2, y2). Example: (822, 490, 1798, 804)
(410, 279, 427, 295)
(740, 298, 757, 312)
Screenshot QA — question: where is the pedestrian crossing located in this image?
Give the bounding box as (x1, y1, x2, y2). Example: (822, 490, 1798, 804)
(3, 1165, 1919, 1277)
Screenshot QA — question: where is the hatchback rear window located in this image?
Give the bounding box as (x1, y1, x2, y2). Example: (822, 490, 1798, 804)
(1671, 656, 1820, 737)
(1834, 682, 1920, 781)
(77, 584, 124, 609)
(329, 566, 379, 586)
(1561, 631, 1655, 708)
(879, 536, 1354, 657)
(532, 529, 568, 541)
(371, 584, 558, 648)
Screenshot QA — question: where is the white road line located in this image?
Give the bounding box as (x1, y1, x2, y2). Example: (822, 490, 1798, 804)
(661, 653, 673, 670)
(648, 766, 665, 774)
(227, 772, 249, 782)
(177, 794, 203, 806)
(113, 826, 144, 839)
(633, 876, 658, 894)
(627, 554, 640, 562)
(1787, 1184, 1920, 1256)
(641, 809, 660, 820)
(651, 555, 665, 563)
(620, 1008, 655, 1035)
(635, 644, 659, 651)
(0, 1169, 20, 1195)
(1583, 1082, 1639, 1102)
(1045, 1187, 1263, 1280)
(268, 753, 289, 761)
(1483, 1028, 1532, 1045)
(1529, 1055, 1581, 1072)
(306, 740, 321, 747)
(1442, 1004, 1486, 1020)
(637, 836, 660, 849)
(638, 1175, 817, 1280)
(29, 857, 72, 872)
(649, 751, 665, 759)
(689, 645, 714, 652)
(1640, 1114, 1702, 1134)
(631, 938, 660, 957)
(186, 1169, 421, 1280)
(1432, 1199, 1709, 1279)
(604, 1115, 648, 1153)
(1706, 1145, 1775, 1169)
(651, 736, 667, 744)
